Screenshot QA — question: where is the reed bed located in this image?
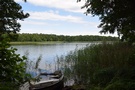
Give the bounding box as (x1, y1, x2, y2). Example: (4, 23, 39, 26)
(58, 42, 135, 89)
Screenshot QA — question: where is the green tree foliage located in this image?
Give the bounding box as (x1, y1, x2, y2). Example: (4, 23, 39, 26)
(0, 0, 30, 89)
(0, 0, 29, 40)
(14, 33, 118, 42)
(78, 0, 135, 43)
(0, 39, 29, 89)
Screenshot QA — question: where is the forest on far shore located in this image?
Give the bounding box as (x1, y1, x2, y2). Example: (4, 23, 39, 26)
(13, 33, 119, 42)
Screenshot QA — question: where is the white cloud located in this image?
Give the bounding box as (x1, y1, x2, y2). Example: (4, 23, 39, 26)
(20, 20, 48, 25)
(20, 27, 99, 36)
(15, 0, 105, 36)
(15, 0, 86, 13)
(20, 28, 58, 34)
(28, 11, 89, 24)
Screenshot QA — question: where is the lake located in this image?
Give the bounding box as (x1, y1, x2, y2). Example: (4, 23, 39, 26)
(12, 42, 94, 71)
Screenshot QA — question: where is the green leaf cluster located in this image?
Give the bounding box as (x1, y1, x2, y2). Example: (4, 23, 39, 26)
(0, 0, 29, 41)
(0, 0, 30, 89)
(79, 0, 135, 43)
(0, 39, 29, 89)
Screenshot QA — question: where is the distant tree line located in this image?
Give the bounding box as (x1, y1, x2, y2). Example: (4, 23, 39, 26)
(13, 33, 119, 42)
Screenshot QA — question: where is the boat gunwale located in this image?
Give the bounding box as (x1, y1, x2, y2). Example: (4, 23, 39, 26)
(29, 73, 64, 90)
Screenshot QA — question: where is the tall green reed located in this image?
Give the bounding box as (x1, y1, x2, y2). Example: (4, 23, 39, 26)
(24, 51, 42, 76)
(57, 42, 135, 89)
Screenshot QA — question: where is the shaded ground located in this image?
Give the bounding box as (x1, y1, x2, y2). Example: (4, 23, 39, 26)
(62, 85, 86, 90)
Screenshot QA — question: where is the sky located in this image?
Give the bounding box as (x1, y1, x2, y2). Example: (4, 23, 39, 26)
(15, 0, 117, 36)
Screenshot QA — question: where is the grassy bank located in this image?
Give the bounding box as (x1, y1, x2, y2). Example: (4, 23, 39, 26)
(58, 42, 135, 90)
(10, 41, 64, 45)
(10, 41, 116, 45)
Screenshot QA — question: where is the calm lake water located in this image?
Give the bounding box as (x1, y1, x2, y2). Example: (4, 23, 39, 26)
(12, 42, 94, 71)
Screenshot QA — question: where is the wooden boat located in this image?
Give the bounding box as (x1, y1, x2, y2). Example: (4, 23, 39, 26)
(29, 70, 64, 90)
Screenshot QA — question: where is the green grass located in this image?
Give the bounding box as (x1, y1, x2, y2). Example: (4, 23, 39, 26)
(10, 41, 64, 45)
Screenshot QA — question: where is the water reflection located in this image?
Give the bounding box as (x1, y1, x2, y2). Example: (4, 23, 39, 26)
(12, 42, 92, 71)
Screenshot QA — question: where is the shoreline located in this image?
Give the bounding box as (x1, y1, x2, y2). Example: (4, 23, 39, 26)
(10, 41, 100, 45)
(10, 41, 65, 45)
